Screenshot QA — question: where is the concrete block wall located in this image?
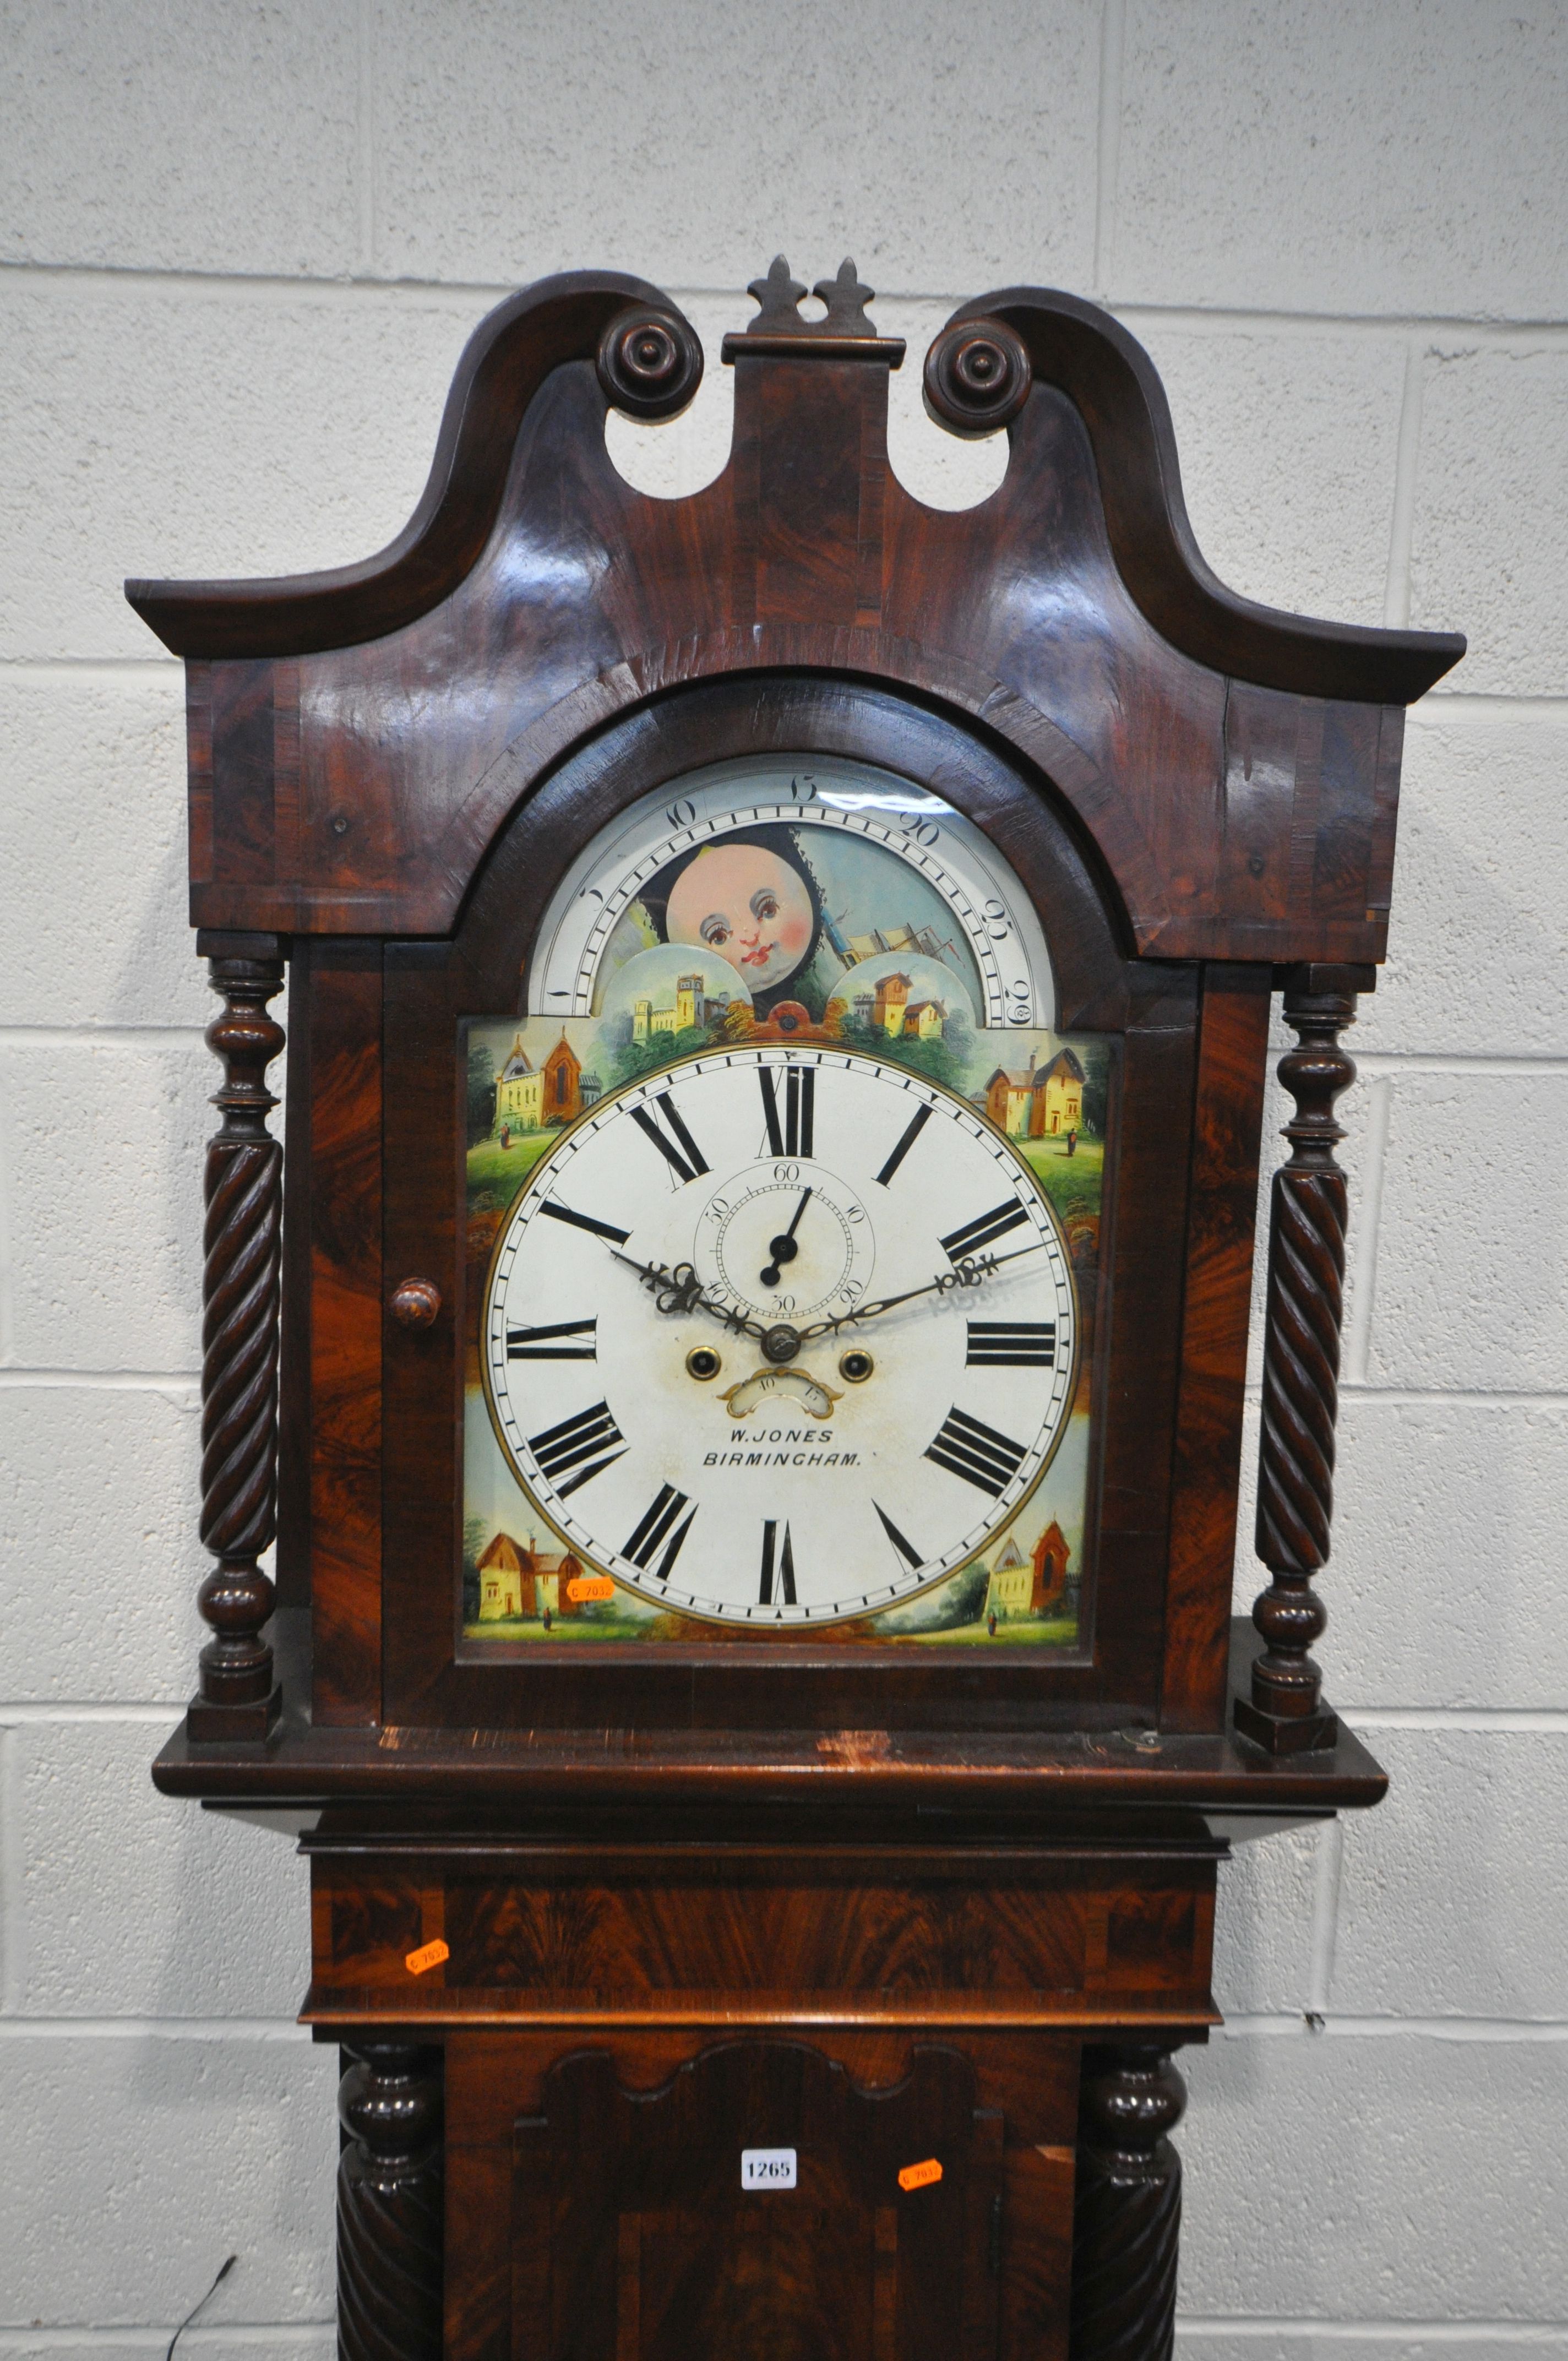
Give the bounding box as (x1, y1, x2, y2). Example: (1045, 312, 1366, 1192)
(0, 1, 1561, 2349)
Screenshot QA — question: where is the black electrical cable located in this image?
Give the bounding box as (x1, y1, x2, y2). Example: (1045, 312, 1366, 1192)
(165, 2254, 237, 2361)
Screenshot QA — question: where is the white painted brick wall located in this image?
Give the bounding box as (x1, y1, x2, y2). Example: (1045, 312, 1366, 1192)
(0, 3, 1561, 2352)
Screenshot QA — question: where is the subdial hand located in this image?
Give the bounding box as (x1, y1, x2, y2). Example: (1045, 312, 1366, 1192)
(606, 1246, 768, 1342)
(760, 1186, 813, 1287)
(796, 1240, 1048, 1341)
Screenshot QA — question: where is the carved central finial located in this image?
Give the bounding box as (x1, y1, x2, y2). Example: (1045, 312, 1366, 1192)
(725, 253, 905, 367)
(742, 254, 878, 338)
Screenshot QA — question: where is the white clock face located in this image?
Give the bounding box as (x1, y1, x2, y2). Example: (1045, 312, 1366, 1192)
(481, 1045, 1078, 1626)
(527, 754, 1055, 1032)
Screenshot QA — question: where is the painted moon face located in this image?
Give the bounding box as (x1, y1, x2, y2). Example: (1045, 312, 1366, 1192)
(665, 842, 816, 993)
(526, 753, 1056, 1032)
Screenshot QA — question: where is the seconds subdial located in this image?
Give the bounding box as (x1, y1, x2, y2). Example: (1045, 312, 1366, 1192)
(698, 1162, 876, 1325)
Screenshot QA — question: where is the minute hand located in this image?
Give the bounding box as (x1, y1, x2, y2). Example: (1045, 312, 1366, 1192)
(796, 1241, 1047, 1341)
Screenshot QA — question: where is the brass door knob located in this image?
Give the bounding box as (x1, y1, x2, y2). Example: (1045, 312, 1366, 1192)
(390, 1277, 442, 1329)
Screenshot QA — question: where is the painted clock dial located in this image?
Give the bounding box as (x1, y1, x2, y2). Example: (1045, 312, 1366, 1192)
(481, 1045, 1078, 1626)
(528, 754, 1055, 1032)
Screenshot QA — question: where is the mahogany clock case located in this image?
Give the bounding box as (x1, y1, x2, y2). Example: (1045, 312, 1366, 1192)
(132, 259, 1464, 1782)
(128, 262, 1465, 2361)
(361, 671, 1211, 1736)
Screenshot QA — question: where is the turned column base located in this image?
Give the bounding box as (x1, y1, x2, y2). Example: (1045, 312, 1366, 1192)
(1233, 1692, 1340, 1755)
(186, 1684, 283, 1742)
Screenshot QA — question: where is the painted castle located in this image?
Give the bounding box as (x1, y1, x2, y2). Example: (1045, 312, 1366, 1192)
(631, 974, 736, 1040)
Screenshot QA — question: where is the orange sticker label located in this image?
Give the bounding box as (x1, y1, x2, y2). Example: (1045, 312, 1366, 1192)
(567, 1575, 616, 1602)
(897, 2158, 943, 2192)
(405, 1939, 449, 1976)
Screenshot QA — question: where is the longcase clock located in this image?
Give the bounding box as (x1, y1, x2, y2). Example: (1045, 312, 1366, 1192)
(137, 253, 1463, 2361)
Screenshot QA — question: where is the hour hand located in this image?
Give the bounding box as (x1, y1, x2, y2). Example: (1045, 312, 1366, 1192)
(607, 1247, 766, 1340)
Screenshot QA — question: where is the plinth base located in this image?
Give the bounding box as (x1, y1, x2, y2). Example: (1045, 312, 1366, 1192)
(186, 1683, 282, 1743)
(1233, 1695, 1341, 1755)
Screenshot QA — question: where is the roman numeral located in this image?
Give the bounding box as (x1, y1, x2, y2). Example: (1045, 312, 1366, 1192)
(940, 1199, 1029, 1263)
(527, 1400, 627, 1495)
(873, 1101, 933, 1187)
(924, 1407, 1030, 1498)
(507, 1316, 598, 1361)
(538, 1199, 631, 1246)
(874, 1501, 923, 1572)
(758, 1519, 797, 1606)
(966, 1319, 1056, 1368)
(624, 1484, 695, 1580)
(628, 1091, 709, 1184)
(759, 1064, 814, 1158)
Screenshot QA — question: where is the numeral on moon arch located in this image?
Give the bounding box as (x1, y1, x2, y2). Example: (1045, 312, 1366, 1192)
(759, 1519, 798, 1606)
(628, 1092, 709, 1185)
(527, 1401, 627, 1494)
(759, 1065, 814, 1159)
(624, 1484, 695, 1579)
(507, 1316, 598, 1360)
(940, 1200, 1030, 1262)
(924, 1407, 1029, 1498)
(965, 1319, 1055, 1367)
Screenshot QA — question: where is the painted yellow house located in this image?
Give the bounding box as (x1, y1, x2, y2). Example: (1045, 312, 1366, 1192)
(983, 1535, 1032, 1620)
(862, 973, 946, 1040)
(985, 1062, 1038, 1136)
(476, 1531, 526, 1620)
(983, 1048, 1086, 1139)
(474, 1532, 587, 1620)
(495, 1040, 544, 1130)
(873, 972, 912, 1033)
(984, 1522, 1072, 1622)
(496, 1035, 582, 1129)
(1035, 1049, 1084, 1135)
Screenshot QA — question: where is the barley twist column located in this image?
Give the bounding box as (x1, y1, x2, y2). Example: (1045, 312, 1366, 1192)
(1069, 2046, 1186, 2361)
(188, 929, 286, 1740)
(1235, 962, 1373, 1756)
(337, 2043, 444, 2361)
